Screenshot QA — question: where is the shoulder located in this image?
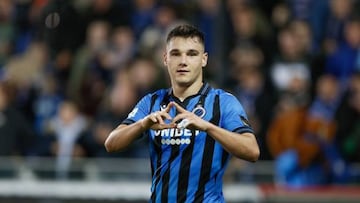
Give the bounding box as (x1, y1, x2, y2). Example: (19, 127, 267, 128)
(209, 88, 244, 113)
(153, 89, 168, 96)
(141, 89, 168, 100)
(148, 89, 169, 102)
(136, 89, 169, 109)
(210, 88, 238, 102)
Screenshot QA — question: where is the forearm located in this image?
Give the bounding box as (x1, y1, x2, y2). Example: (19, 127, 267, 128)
(105, 105, 175, 152)
(104, 121, 145, 152)
(205, 123, 260, 162)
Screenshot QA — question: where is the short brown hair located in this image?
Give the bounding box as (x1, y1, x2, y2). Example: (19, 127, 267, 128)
(166, 24, 205, 46)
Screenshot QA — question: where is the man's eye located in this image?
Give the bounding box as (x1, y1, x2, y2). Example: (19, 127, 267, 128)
(171, 52, 180, 56)
(188, 53, 198, 56)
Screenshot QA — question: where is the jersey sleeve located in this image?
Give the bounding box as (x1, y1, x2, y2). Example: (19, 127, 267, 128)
(220, 92, 254, 134)
(122, 94, 151, 125)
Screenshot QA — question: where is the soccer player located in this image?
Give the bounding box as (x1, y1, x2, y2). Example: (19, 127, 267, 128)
(105, 24, 259, 203)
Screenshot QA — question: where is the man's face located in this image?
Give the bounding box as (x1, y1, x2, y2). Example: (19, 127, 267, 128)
(164, 37, 208, 87)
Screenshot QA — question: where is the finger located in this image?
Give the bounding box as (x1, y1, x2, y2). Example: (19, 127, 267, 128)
(171, 114, 188, 125)
(154, 112, 165, 124)
(155, 111, 172, 123)
(161, 112, 172, 120)
(156, 123, 177, 130)
(151, 123, 176, 130)
(163, 102, 173, 113)
(149, 116, 157, 123)
(171, 102, 187, 113)
(150, 113, 158, 123)
(177, 118, 190, 129)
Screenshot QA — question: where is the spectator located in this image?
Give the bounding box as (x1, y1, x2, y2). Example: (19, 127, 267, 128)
(33, 73, 63, 136)
(336, 73, 360, 163)
(128, 57, 165, 97)
(267, 66, 312, 187)
(131, 0, 158, 40)
(138, 3, 179, 58)
(270, 26, 311, 95)
(67, 20, 111, 116)
(47, 100, 87, 179)
(0, 80, 35, 156)
(285, 0, 329, 53)
(4, 42, 48, 122)
(38, 0, 83, 57)
(0, 0, 16, 68)
(325, 15, 360, 88)
(305, 75, 349, 184)
(267, 74, 348, 187)
(81, 70, 140, 158)
(227, 1, 273, 67)
(83, 0, 130, 28)
(194, 0, 225, 85)
(101, 26, 136, 70)
(323, 0, 354, 54)
(229, 44, 276, 160)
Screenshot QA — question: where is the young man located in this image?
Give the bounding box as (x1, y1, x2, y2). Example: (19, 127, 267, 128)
(105, 24, 259, 203)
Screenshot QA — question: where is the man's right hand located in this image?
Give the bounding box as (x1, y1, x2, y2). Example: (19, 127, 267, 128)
(140, 102, 176, 130)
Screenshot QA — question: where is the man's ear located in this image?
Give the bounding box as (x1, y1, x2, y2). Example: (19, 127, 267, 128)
(163, 52, 167, 66)
(202, 52, 208, 67)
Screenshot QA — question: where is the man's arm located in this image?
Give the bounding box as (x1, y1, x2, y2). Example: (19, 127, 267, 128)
(104, 123, 146, 152)
(171, 102, 259, 162)
(204, 123, 259, 162)
(105, 103, 175, 152)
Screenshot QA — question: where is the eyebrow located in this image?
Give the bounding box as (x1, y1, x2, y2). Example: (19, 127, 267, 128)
(169, 49, 200, 54)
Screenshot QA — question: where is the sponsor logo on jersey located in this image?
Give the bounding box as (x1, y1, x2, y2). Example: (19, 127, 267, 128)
(154, 128, 200, 145)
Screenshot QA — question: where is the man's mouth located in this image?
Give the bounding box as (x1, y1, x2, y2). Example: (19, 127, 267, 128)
(177, 69, 189, 73)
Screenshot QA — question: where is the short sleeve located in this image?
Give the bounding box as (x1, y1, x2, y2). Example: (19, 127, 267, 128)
(122, 94, 151, 125)
(220, 92, 254, 134)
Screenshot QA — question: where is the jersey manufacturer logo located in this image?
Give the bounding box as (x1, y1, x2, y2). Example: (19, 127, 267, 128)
(160, 104, 167, 111)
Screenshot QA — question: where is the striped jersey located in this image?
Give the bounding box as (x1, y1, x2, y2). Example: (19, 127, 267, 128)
(122, 83, 254, 203)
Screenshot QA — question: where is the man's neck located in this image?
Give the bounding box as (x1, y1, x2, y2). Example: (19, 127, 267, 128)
(172, 81, 203, 102)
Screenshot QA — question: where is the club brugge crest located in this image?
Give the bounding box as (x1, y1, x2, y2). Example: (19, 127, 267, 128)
(192, 105, 206, 118)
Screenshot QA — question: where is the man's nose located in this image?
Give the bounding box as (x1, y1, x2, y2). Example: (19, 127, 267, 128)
(180, 54, 187, 64)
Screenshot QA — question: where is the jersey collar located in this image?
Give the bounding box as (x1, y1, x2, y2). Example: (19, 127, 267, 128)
(168, 82, 211, 97)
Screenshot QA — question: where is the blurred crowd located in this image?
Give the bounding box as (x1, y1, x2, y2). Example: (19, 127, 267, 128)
(0, 0, 360, 185)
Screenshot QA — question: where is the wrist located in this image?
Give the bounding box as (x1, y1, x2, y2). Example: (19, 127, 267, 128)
(203, 122, 213, 132)
(140, 118, 148, 131)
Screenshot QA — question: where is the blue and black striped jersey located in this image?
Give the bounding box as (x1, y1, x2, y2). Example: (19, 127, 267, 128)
(122, 82, 254, 203)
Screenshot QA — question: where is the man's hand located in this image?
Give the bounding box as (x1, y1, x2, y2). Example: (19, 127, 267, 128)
(171, 102, 210, 131)
(141, 102, 176, 130)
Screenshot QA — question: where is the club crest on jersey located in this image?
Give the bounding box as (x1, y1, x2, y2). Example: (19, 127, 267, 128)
(192, 105, 206, 118)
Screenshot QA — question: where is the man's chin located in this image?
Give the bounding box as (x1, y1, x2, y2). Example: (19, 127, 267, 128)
(175, 80, 192, 87)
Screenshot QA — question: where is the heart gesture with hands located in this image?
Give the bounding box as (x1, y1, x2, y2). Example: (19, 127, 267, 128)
(171, 102, 209, 131)
(141, 101, 209, 131)
(141, 102, 176, 130)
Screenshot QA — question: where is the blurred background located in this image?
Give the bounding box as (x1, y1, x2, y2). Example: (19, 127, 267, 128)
(0, 0, 360, 202)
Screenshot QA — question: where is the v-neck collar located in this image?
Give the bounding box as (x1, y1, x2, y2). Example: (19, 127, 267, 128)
(168, 82, 211, 105)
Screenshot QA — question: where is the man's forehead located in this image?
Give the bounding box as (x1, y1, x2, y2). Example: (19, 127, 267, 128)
(166, 37, 204, 51)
